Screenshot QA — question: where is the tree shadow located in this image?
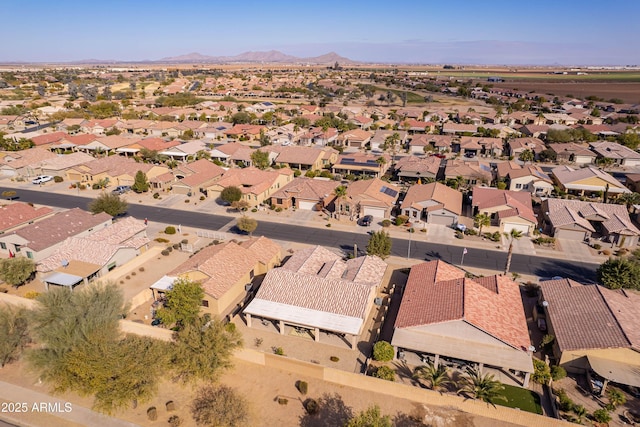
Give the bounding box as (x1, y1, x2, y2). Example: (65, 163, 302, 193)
(533, 260, 597, 283)
(424, 250, 442, 260)
(393, 360, 416, 384)
(299, 393, 353, 427)
(393, 410, 427, 427)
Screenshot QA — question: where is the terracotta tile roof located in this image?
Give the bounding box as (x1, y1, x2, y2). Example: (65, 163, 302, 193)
(62, 134, 97, 146)
(9, 208, 111, 251)
(30, 132, 69, 146)
(95, 135, 140, 149)
(395, 261, 531, 350)
(590, 140, 640, 160)
(238, 236, 282, 266)
(345, 178, 399, 209)
(0, 202, 54, 232)
(169, 241, 258, 299)
(496, 162, 552, 183)
(444, 159, 492, 182)
(215, 167, 292, 196)
(270, 177, 338, 203)
(409, 134, 454, 148)
(401, 182, 462, 215)
(540, 279, 640, 351)
(337, 129, 372, 142)
(472, 187, 537, 224)
(548, 142, 597, 158)
(545, 198, 639, 236)
(0, 147, 57, 169)
(272, 146, 324, 166)
(137, 137, 181, 151)
(395, 156, 441, 178)
(36, 152, 94, 171)
(552, 165, 628, 191)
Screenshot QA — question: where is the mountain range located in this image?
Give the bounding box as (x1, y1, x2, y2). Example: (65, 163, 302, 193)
(158, 50, 355, 64)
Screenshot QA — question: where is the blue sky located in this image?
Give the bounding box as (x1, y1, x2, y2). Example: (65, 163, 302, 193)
(2, 0, 639, 65)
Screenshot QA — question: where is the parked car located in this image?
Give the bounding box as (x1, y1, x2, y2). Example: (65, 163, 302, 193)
(111, 185, 131, 195)
(360, 215, 373, 226)
(32, 175, 53, 185)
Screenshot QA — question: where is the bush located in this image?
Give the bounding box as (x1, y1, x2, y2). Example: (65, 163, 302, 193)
(168, 415, 182, 427)
(165, 226, 176, 234)
(131, 271, 136, 276)
(275, 207, 283, 212)
(325, 223, 331, 227)
(329, 356, 339, 362)
(395, 215, 409, 226)
(274, 347, 285, 356)
(592, 409, 611, 423)
(199, 196, 205, 201)
(172, 243, 180, 249)
(153, 192, 160, 199)
(551, 365, 567, 381)
(53, 176, 63, 183)
(24, 291, 40, 299)
(381, 219, 391, 227)
(184, 199, 190, 203)
(554, 388, 575, 412)
(78, 184, 86, 190)
(464, 228, 478, 236)
(155, 237, 170, 243)
(161, 249, 170, 256)
(592, 243, 602, 250)
(278, 397, 288, 405)
(296, 380, 308, 395)
(303, 398, 319, 415)
(92, 183, 101, 190)
(1, 191, 17, 199)
(372, 341, 394, 362)
(373, 366, 395, 381)
(532, 359, 551, 384)
(251, 208, 257, 213)
(139, 267, 145, 272)
(147, 407, 157, 421)
(180, 239, 188, 244)
(601, 249, 611, 256)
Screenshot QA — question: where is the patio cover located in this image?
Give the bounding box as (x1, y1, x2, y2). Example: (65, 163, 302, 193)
(244, 299, 362, 336)
(150, 275, 176, 292)
(43, 271, 83, 289)
(588, 355, 640, 388)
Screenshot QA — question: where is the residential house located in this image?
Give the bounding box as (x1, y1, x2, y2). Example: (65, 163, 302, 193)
(224, 124, 265, 142)
(158, 139, 209, 161)
(441, 123, 477, 135)
(458, 136, 503, 158)
(538, 278, 640, 392)
(117, 137, 181, 157)
(351, 115, 373, 130)
(37, 216, 149, 287)
(495, 162, 554, 196)
(332, 153, 390, 178)
(409, 135, 454, 155)
(444, 159, 492, 186)
(271, 146, 337, 171)
(298, 127, 338, 146)
(542, 198, 640, 247)
(207, 167, 294, 206)
(519, 124, 549, 138)
(79, 135, 139, 154)
(590, 141, 640, 167)
(30, 132, 69, 149)
(0, 208, 112, 261)
(391, 260, 533, 386)
(156, 237, 281, 318)
(507, 137, 546, 160)
(548, 143, 596, 165)
(243, 245, 387, 349)
(472, 187, 537, 235)
(400, 119, 435, 134)
(0, 147, 57, 177)
(369, 130, 408, 152)
(210, 142, 251, 166)
(49, 133, 97, 152)
(336, 178, 399, 220)
(171, 159, 225, 195)
(551, 165, 629, 198)
(625, 173, 640, 193)
(0, 202, 54, 234)
(270, 177, 339, 210)
(400, 182, 462, 226)
(394, 155, 442, 181)
(66, 156, 169, 188)
(335, 129, 372, 149)
(35, 152, 95, 178)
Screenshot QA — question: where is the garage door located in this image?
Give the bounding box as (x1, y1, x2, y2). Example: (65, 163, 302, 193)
(556, 228, 586, 241)
(298, 200, 317, 210)
(429, 213, 455, 226)
(503, 222, 530, 235)
(363, 206, 387, 219)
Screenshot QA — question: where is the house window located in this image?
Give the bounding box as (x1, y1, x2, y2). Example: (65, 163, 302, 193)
(277, 198, 283, 204)
(0, 242, 5, 250)
(14, 245, 21, 253)
(201, 300, 209, 308)
(523, 184, 529, 189)
(412, 211, 417, 218)
(26, 251, 33, 259)
(345, 205, 350, 212)
(515, 183, 522, 189)
(249, 270, 254, 279)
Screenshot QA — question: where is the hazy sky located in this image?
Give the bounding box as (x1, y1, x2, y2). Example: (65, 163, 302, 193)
(2, 0, 639, 65)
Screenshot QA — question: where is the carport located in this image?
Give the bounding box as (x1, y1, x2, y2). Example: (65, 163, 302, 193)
(42, 271, 84, 291)
(588, 355, 640, 395)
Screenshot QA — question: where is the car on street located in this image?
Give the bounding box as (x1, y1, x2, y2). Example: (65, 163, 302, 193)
(360, 215, 373, 226)
(111, 185, 131, 195)
(32, 175, 53, 185)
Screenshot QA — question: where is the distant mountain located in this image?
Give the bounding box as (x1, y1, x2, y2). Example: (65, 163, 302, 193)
(159, 50, 356, 64)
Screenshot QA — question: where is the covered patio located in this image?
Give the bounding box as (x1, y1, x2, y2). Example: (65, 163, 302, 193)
(587, 355, 640, 396)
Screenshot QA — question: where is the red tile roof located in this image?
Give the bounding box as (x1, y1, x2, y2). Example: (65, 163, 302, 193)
(0, 202, 54, 232)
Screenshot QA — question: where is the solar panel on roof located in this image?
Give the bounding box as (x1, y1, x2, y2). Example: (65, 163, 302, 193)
(380, 186, 398, 197)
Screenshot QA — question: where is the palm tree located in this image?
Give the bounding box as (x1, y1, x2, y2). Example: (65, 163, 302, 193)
(607, 387, 627, 409)
(518, 149, 535, 163)
(333, 185, 348, 215)
(504, 229, 523, 274)
(474, 213, 491, 236)
(413, 363, 452, 392)
(618, 192, 640, 212)
(573, 405, 587, 423)
(458, 367, 506, 407)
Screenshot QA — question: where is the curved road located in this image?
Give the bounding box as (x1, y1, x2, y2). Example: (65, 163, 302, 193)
(3, 187, 597, 282)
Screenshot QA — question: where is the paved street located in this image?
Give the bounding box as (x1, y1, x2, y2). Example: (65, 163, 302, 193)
(0, 185, 600, 282)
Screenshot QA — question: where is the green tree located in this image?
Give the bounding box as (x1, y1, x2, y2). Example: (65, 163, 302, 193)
(413, 362, 452, 392)
(231, 112, 252, 124)
(457, 367, 507, 407)
(220, 186, 242, 204)
(0, 305, 30, 367)
(155, 278, 204, 328)
(617, 192, 640, 211)
(606, 387, 626, 408)
(236, 216, 258, 235)
(172, 317, 242, 384)
(596, 257, 640, 289)
(366, 230, 392, 259)
(592, 409, 611, 424)
(191, 385, 249, 427)
(504, 229, 523, 274)
(345, 405, 392, 427)
(538, 148, 557, 162)
(372, 341, 394, 362)
(131, 170, 150, 193)
(250, 150, 270, 170)
(373, 365, 396, 382)
(88, 192, 127, 216)
(0, 257, 36, 287)
(532, 359, 551, 385)
(474, 213, 491, 236)
(518, 149, 535, 163)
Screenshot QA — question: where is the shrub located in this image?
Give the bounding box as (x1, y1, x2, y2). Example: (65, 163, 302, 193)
(304, 398, 319, 415)
(601, 249, 611, 256)
(254, 338, 263, 348)
(167, 246, 173, 252)
(296, 380, 308, 395)
(381, 219, 391, 227)
(147, 407, 157, 421)
(172, 243, 180, 249)
(275, 207, 283, 212)
(2, 191, 17, 199)
(125, 275, 131, 280)
(395, 215, 409, 226)
(325, 223, 331, 227)
(92, 183, 101, 189)
(532, 359, 551, 384)
(455, 230, 464, 239)
(329, 356, 339, 362)
(168, 415, 182, 427)
(464, 228, 478, 236)
(554, 388, 575, 412)
(251, 208, 257, 213)
(524, 282, 540, 297)
(131, 271, 136, 276)
(53, 176, 63, 183)
(161, 249, 170, 256)
(184, 199, 190, 203)
(373, 341, 394, 362)
(278, 397, 288, 405)
(551, 365, 567, 381)
(139, 267, 145, 272)
(274, 347, 285, 356)
(592, 409, 611, 423)
(165, 226, 177, 234)
(373, 366, 395, 381)
(592, 243, 602, 250)
(199, 196, 205, 201)
(155, 237, 170, 243)
(24, 291, 40, 299)
(181, 239, 188, 244)
(153, 192, 160, 199)
(78, 184, 87, 190)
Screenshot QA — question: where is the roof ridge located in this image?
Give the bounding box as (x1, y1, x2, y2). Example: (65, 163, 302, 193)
(595, 285, 634, 347)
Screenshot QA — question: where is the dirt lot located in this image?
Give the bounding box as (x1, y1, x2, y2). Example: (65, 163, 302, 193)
(492, 81, 640, 104)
